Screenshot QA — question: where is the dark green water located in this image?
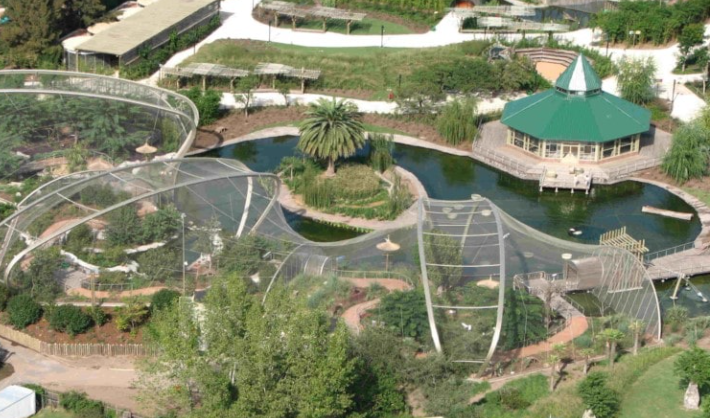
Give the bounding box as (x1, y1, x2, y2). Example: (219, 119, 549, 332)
(656, 274, 710, 317)
(204, 136, 701, 251)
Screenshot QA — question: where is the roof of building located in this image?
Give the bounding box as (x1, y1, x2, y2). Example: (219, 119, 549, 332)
(76, 0, 217, 57)
(555, 54, 602, 93)
(501, 54, 650, 143)
(0, 386, 34, 411)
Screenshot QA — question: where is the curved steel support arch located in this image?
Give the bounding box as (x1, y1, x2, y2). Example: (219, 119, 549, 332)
(417, 198, 443, 353)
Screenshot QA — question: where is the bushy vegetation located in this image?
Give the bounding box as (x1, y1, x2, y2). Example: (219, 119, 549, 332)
(616, 57, 657, 105)
(368, 133, 395, 172)
(120, 16, 221, 80)
(592, 0, 710, 45)
(60, 391, 104, 418)
(501, 290, 547, 350)
(48, 305, 93, 336)
(376, 290, 429, 341)
(14, 247, 63, 302)
(578, 372, 620, 418)
(7, 294, 42, 329)
(662, 121, 710, 183)
(151, 289, 181, 313)
(436, 98, 478, 146)
(182, 87, 223, 126)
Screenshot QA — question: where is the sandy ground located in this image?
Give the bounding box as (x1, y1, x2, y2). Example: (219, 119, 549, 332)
(535, 61, 567, 83)
(514, 317, 589, 358)
(67, 286, 168, 299)
(0, 337, 145, 413)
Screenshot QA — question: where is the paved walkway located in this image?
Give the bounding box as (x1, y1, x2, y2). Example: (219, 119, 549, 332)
(145, 0, 710, 122)
(0, 337, 142, 413)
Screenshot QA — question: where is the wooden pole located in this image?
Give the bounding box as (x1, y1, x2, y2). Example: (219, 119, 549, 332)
(347, 20, 352, 35)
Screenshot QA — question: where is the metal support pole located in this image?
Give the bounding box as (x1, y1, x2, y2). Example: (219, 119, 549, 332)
(381, 25, 384, 48)
(181, 213, 187, 295)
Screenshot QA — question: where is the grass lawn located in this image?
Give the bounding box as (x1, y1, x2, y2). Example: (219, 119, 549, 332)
(35, 409, 75, 418)
(684, 187, 710, 207)
(294, 16, 412, 35)
(619, 355, 702, 418)
(185, 39, 490, 97)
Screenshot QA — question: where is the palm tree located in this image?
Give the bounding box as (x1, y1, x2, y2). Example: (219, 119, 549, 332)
(599, 328, 625, 369)
(298, 98, 365, 177)
(580, 348, 595, 375)
(628, 320, 645, 356)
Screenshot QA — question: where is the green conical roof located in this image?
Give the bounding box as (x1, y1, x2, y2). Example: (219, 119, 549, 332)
(554, 54, 602, 93)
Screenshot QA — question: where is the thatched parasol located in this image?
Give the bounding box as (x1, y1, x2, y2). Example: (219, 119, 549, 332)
(376, 236, 400, 271)
(136, 141, 157, 160)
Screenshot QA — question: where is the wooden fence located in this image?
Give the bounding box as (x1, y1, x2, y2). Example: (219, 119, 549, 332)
(0, 324, 41, 352)
(40, 343, 154, 357)
(0, 323, 152, 357)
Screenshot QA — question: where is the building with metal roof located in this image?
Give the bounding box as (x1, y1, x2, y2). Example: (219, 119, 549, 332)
(69, 0, 220, 66)
(501, 54, 651, 163)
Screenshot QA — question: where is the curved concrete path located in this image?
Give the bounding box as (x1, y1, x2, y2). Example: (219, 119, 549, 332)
(148, 0, 710, 122)
(339, 277, 411, 333)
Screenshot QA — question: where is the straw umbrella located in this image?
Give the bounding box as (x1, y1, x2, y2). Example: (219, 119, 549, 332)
(376, 235, 400, 272)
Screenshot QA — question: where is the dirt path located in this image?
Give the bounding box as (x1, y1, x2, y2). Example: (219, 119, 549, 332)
(67, 286, 168, 299)
(0, 337, 144, 414)
(340, 277, 412, 333)
(515, 317, 589, 358)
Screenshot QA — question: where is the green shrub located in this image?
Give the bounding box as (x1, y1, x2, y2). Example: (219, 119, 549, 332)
(303, 178, 334, 208)
(86, 305, 108, 327)
(0, 283, 11, 311)
(114, 302, 148, 333)
(368, 133, 395, 172)
(665, 305, 690, 332)
(330, 164, 382, 201)
(436, 98, 478, 146)
(151, 289, 180, 313)
(7, 295, 42, 329)
(141, 206, 181, 242)
(49, 305, 92, 336)
(574, 333, 594, 349)
(60, 391, 104, 418)
(377, 290, 429, 341)
(578, 372, 620, 418)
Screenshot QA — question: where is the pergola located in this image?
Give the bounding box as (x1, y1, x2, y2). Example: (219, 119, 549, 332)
(450, 5, 536, 18)
(162, 62, 250, 91)
(254, 63, 321, 93)
(260, 1, 366, 34)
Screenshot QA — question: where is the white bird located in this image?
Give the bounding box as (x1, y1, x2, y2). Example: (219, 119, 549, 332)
(461, 322, 472, 331)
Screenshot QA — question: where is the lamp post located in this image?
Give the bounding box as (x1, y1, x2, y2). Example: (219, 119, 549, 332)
(181, 213, 187, 296)
(380, 25, 384, 48)
(628, 30, 641, 47)
(269, 20, 272, 43)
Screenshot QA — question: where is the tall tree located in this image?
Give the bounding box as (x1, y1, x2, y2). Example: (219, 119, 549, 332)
(628, 320, 645, 356)
(0, 0, 64, 67)
(616, 56, 657, 105)
(599, 328, 624, 369)
(678, 23, 705, 72)
(298, 98, 365, 176)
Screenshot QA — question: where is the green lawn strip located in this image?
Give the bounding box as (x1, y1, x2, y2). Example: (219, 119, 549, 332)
(185, 39, 489, 96)
(294, 16, 412, 35)
(683, 187, 710, 207)
(619, 354, 702, 418)
(34, 410, 75, 418)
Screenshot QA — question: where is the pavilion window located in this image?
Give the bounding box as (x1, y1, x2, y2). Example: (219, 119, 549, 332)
(545, 143, 560, 159)
(579, 144, 595, 161)
(618, 136, 633, 154)
(602, 140, 616, 159)
(528, 136, 540, 155)
(513, 130, 525, 148)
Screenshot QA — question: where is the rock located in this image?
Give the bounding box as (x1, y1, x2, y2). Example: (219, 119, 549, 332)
(685, 382, 700, 410)
(582, 409, 596, 418)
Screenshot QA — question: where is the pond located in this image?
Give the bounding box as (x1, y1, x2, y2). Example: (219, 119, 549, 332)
(202, 135, 701, 252)
(656, 274, 710, 318)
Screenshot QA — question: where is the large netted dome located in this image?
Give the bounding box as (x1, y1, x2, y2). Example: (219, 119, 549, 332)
(0, 157, 661, 370)
(0, 70, 198, 164)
